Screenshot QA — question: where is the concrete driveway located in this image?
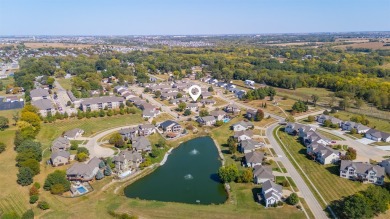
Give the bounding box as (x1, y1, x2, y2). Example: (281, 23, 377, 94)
(356, 138, 375, 145)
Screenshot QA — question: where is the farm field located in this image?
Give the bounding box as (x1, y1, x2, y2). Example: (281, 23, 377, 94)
(276, 128, 368, 206)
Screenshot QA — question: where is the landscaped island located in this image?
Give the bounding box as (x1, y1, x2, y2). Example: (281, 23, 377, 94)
(124, 136, 228, 204)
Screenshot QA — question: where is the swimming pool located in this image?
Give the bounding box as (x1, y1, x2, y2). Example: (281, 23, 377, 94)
(77, 186, 87, 194)
(223, 118, 230, 123)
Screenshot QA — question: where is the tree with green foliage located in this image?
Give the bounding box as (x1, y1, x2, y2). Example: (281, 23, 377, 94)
(21, 209, 34, 219)
(255, 109, 264, 121)
(50, 183, 66, 195)
(109, 132, 125, 148)
(292, 100, 308, 113)
(76, 146, 89, 155)
(307, 115, 315, 122)
(20, 159, 40, 175)
(104, 165, 112, 176)
(199, 109, 209, 117)
(285, 115, 295, 122)
(157, 138, 166, 148)
(155, 90, 161, 98)
(218, 164, 239, 183)
(215, 120, 224, 127)
(70, 141, 79, 150)
(311, 94, 319, 107)
(38, 201, 50, 210)
(0, 116, 9, 130)
(177, 102, 186, 112)
(183, 109, 191, 116)
(0, 142, 5, 153)
(95, 170, 104, 180)
(176, 93, 183, 98)
(150, 148, 161, 158)
(286, 193, 299, 205)
(208, 86, 214, 92)
(227, 136, 237, 154)
(76, 152, 88, 162)
(29, 194, 39, 204)
(44, 170, 70, 192)
(17, 167, 34, 186)
(239, 168, 253, 183)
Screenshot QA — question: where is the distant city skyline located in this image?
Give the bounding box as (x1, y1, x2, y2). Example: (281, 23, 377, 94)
(0, 0, 389, 35)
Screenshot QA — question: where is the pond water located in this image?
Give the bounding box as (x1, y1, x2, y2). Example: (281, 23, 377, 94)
(124, 136, 228, 205)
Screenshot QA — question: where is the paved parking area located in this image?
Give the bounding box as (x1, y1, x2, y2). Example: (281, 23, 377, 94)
(356, 138, 375, 145)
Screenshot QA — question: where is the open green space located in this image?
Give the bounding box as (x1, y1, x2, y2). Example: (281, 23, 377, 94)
(316, 130, 345, 141)
(56, 78, 72, 90)
(276, 128, 368, 205)
(0, 77, 15, 96)
(332, 111, 390, 133)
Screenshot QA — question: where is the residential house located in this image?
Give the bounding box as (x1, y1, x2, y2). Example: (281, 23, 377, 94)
(138, 124, 156, 136)
(234, 130, 253, 142)
(340, 160, 385, 185)
(240, 139, 264, 153)
(244, 151, 264, 167)
(63, 128, 84, 140)
(66, 157, 102, 181)
(159, 120, 182, 133)
(341, 121, 370, 133)
(50, 151, 71, 167)
(297, 126, 317, 138)
(307, 143, 340, 165)
(31, 99, 56, 117)
(224, 104, 241, 114)
(201, 92, 213, 99)
(200, 99, 216, 105)
(210, 110, 227, 121)
(231, 121, 254, 131)
(302, 131, 330, 146)
(79, 96, 124, 112)
(253, 166, 274, 184)
(197, 116, 216, 126)
(186, 103, 199, 112)
(113, 150, 142, 173)
(285, 123, 305, 135)
(142, 108, 160, 119)
(365, 129, 390, 142)
(30, 88, 49, 101)
(316, 114, 343, 127)
(132, 136, 152, 152)
(261, 180, 283, 207)
(51, 137, 71, 152)
(118, 127, 138, 140)
(235, 90, 247, 99)
(170, 97, 188, 105)
(379, 159, 390, 176)
(246, 109, 257, 120)
(245, 80, 255, 86)
(161, 92, 179, 100)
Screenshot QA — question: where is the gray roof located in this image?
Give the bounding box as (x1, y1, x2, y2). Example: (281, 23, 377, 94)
(232, 121, 253, 129)
(119, 127, 137, 135)
(66, 157, 101, 177)
(187, 103, 198, 108)
(262, 179, 282, 194)
(366, 129, 390, 139)
(241, 139, 262, 151)
(64, 128, 83, 138)
(139, 124, 155, 130)
(81, 96, 124, 105)
(31, 99, 54, 110)
(253, 165, 274, 180)
(306, 131, 330, 143)
(113, 150, 142, 163)
(340, 160, 385, 177)
(160, 120, 180, 129)
(51, 150, 70, 160)
(200, 99, 216, 104)
(67, 90, 77, 102)
(143, 109, 157, 117)
(132, 136, 151, 151)
(245, 151, 264, 164)
(234, 130, 253, 138)
(200, 116, 216, 122)
(51, 137, 70, 151)
(30, 88, 49, 98)
(311, 144, 339, 159)
(210, 110, 226, 117)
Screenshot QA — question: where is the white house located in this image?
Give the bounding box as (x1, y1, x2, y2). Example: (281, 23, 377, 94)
(231, 121, 253, 132)
(340, 160, 385, 185)
(307, 143, 340, 165)
(233, 130, 253, 142)
(261, 180, 283, 207)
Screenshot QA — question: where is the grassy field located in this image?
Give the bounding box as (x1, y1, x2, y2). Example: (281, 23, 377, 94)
(316, 130, 345, 141)
(276, 128, 368, 205)
(0, 77, 15, 96)
(213, 96, 228, 107)
(331, 111, 390, 133)
(36, 112, 144, 149)
(0, 110, 29, 217)
(152, 113, 175, 124)
(56, 78, 72, 90)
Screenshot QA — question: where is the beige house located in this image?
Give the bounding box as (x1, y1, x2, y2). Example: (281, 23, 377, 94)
(79, 96, 124, 112)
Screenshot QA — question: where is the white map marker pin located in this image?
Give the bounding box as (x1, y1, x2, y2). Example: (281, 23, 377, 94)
(188, 85, 202, 101)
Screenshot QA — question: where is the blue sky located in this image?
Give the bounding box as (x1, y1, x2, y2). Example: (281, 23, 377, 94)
(0, 0, 389, 35)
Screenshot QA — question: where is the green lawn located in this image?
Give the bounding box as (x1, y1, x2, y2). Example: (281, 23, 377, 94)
(317, 130, 345, 140)
(0, 77, 15, 96)
(36, 112, 144, 150)
(56, 78, 72, 90)
(332, 111, 390, 133)
(276, 128, 368, 206)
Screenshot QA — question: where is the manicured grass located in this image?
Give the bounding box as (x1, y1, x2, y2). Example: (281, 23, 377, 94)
(276, 129, 368, 205)
(274, 87, 335, 107)
(56, 78, 72, 90)
(152, 112, 175, 124)
(332, 111, 390, 133)
(0, 77, 15, 96)
(316, 130, 345, 140)
(213, 97, 228, 107)
(36, 112, 144, 149)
